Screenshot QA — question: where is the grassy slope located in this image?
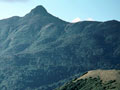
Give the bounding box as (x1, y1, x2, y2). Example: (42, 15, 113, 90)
(57, 70, 120, 90)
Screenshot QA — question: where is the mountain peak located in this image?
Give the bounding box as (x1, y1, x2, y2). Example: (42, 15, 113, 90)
(30, 5, 48, 15)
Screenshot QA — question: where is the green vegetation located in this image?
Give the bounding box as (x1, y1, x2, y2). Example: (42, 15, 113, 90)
(57, 70, 120, 90)
(57, 77, 118, 90)
(0, 6, 120, 90)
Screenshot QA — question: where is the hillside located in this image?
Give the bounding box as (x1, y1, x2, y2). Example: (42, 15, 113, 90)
(57, 70, 120, 90)
(0, 5, 120, 90)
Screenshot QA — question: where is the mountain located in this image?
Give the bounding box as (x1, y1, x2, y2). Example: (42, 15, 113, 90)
(0, 5, 120, 90)
(57, 70, 120, 90)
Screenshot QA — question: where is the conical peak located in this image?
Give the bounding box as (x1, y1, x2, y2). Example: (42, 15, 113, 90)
(31, 5, 48, 15)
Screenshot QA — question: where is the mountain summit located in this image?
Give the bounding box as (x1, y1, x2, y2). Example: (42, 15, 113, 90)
(31, 5, 47, 15)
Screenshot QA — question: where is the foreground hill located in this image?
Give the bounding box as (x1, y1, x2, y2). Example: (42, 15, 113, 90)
(57, 70, 120, 90)
(0, 5, 120, 90)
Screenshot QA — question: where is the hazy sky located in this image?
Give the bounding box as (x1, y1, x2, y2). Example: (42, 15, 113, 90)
(0, 0, 120, 22)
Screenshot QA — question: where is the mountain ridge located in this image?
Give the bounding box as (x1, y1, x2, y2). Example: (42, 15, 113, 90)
(0, 5, 119, 23)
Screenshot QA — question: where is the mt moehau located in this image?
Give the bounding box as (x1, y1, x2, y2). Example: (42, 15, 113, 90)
(0, 5, 120, 90)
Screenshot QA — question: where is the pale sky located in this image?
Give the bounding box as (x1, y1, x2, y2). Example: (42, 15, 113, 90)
(0, 0, 120, 22)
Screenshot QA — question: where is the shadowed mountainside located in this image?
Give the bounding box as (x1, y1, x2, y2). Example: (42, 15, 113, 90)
(0, 5, 120, 90)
